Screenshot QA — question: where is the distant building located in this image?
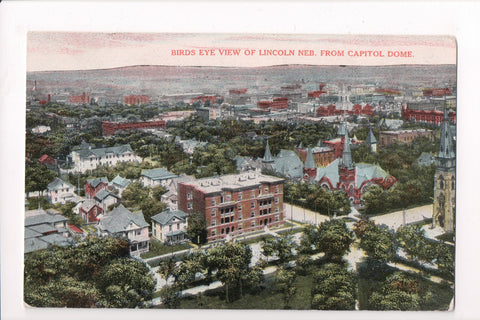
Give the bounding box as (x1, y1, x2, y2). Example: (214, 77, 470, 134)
(257, 97, 288, 110)
(85, 177, 109, 198)
(77, 199, 103, 224)
(402, 105, 456, 125)
(151, 209, 188, 244)
(46, 178, 77, 204)
(69, 92, 90, 105)
(70, 144, 141, 173)
(38, 154, 55, 166)
(379, 129, 434, 147)
(124, 95, 151, 106)
(417, 152, 436, 166)
(141, 168, 178, 188)
(102, 119, 166, 136)
(97, 205, 150, 255)
(178, 172, 285, 242)
(31, 125, 51, 134)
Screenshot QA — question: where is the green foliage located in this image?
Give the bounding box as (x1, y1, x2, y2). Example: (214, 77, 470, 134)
(55, 202, 84, 225)
(97, 258, 156, 308)
(301, 220, 354, 259)
(358, 224, 397, 262)
(186, 212, 208, 245)
(261, 235, 297, 264)
(295, 254, 314, 276)
(368, 272, 423, 310)
(24, 237, 154, 308)
(152, 185, 168, 201)
(311, 263, 357, 310)
(159, 285, 181, 308)
(25, 163, 58, 193)
(27, 196, 54, 210)
(275, 266, 297, 308)
(285, 182, 351, 217)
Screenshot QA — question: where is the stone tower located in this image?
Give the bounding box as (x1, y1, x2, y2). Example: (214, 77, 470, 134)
(433, 106, 456, 232)
(338, 131, 356, 202)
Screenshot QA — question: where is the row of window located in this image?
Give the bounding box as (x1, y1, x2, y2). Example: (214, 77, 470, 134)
(210, 215, 281, 237)
(211, 208, 279, 226)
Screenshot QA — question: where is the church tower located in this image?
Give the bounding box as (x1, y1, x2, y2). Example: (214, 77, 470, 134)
(303, 146, 317, 179)
(263, 140, 274, 164)
(433, 106, 456, 232)
(338, 131, 357, 202)
(366, 128, 377, 153)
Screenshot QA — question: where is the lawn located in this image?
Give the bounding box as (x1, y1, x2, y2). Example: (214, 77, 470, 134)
(140, 240, 192, 259)
(157, 267, 317, 309)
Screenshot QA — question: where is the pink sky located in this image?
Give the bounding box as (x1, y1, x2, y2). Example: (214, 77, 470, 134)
(27, 33, 456, 72)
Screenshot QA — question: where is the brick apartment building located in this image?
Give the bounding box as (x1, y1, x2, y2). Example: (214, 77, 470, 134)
(178, 173, 285, 242)
(379, 129, 434, 147)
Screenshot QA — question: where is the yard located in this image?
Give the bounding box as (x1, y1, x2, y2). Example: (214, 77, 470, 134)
(140, 239, 192, 259)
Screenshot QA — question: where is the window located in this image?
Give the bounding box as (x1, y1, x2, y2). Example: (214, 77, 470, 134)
(251, 212, 255, 217)
(211, 199, 216, 206)
(275, 207, 279, 213)
(251, 202, 255, 208)
(136, 230, 141, 235)
(187, 193, 193, 200)
(237, 204, 242, 211)
(177, 223, 180, 230)
(238, 215, 242, 220)
(275, 186, 279, 193)
(187, 202, 193, 210)
(212, 220, 216, 226)
(275, 197, 279, 204)
(153, 229, 156, 237)
(251, 221, 255, 227)
(211, 230, 216, 237)
(211, 209, 216, 216)
(238, 193, 242, 200)
(169, 225, 172, 231)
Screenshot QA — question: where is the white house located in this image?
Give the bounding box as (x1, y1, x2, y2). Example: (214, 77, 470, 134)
(46, 178, 77, 204)
(70, 144, 141, 173)
(97, 205, 150, 255)
(151, 209, 188, 244)
(140, 168, 178, 188)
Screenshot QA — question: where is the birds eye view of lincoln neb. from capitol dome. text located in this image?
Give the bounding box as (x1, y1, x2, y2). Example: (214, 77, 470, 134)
(24, 33, 456, 310)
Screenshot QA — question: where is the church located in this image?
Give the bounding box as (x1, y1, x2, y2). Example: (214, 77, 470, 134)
(433, 108, 456, 232)
(304, 130, 396, 205)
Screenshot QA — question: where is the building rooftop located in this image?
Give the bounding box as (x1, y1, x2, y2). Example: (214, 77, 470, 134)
(87, 177, 109, 188)
(110, 175, 131, 189)
(73, 144, 135, 159)
(181, 173, 284, 195)
(25, 211, 69, 227)
(99, 205, 149, 234)
(141, 168, 178, 181)
(47, 178, 74, 191)
(151, 209, 187, 226)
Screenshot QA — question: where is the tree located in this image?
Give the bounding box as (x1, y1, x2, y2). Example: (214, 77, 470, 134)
(368, 272, 423, 310)
(140, 197, 167, 225)
(261, 235, 296, 264)
(186, 212, 208, 245)
(25, 163, 58, 193)
(151, 185, 168, 202)
(363, 186, 387, 215)
(359, 224, 397, 263)
(96, 258, 156, 308)
(275, 266, 297, 309)
(205, 242, 253, 302)
(158, 285, 181, 308)
(315, 220, 354, 259)
(157, 257, 176, 282)
(121, 181, 150, 208)
(311, 263, 357, 310)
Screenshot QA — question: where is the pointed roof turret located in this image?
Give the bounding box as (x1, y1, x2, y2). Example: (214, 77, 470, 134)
(263, 140, 274, 163)
(298, 141, 303, 149)
(437, 104, 455, 168)
(304, 146, 316, 169)
(316, 138, 324, 148)
(366, 129, 377, 145)
(340, 131, 354, 169)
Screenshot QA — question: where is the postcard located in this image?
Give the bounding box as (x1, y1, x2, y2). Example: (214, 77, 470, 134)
(23, 32, 456, 311)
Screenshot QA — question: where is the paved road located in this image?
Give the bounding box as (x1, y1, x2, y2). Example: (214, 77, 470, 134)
(371, 204, 433, 230)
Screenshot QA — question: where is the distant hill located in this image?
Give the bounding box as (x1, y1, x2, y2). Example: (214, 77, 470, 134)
(27, 64, 456, 98)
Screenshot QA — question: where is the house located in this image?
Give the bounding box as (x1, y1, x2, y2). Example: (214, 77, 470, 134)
(151, 209, 188, 244)
(38, 154, 55, 166)
(140, 168, 178, 188)
(94, 189, 120, 211)
(85, 177, 109, 198)
(162, 175, 195, 210)
(77, 199, 103, 224)
(109, 175, 132, 196)
(97, 205, 150, 255)
(24, 209, 73, 254)
(70, 144, 141, 173)
(46, 178, 77, 204)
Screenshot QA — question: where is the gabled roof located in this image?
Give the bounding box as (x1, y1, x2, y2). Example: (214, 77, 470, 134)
(151, 209, 188, 226)
(94, 189, 119, 201)
(47, 178, 74, 191)
(110, 175, 131, 189)
(272, 150, 304, 179)
(141, 168, 177, 181)
(24, 238, 49, 254)
(304, 147, 316, 169)
(263, 140, 274, 163)
(25, 227, 43, 239)
(87, 177, 109, 188)
(25, 211, 68, 227)
(99, 205, 149, 234)
(80, 199, 98, 212)
(28, 224, 58, 235)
